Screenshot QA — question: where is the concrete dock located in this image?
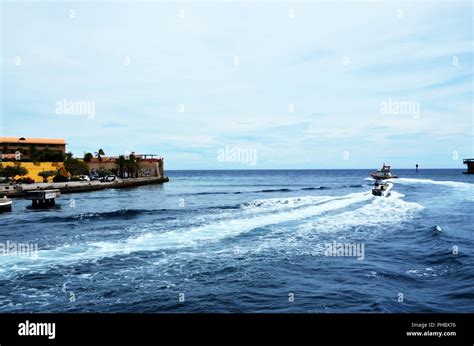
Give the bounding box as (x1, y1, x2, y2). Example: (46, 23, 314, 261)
(0, 176, 169, 198)
(26, 189, 61, 208)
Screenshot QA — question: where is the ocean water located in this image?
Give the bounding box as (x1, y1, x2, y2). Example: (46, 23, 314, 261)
(0, 169, 473, 312)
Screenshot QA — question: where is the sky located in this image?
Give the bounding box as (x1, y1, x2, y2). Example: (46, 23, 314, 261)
(1, 0, 473, 169)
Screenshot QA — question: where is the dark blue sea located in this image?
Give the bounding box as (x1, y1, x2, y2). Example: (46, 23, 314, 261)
(0, 169, 473, 312)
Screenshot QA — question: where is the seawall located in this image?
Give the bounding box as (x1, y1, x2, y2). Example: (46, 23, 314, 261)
(0, 176, 169, 198)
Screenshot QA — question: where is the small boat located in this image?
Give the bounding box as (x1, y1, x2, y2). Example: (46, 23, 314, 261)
(370, 163, 398, 180)
(0, 196, 12, 212)
(372, 181, 393, 197)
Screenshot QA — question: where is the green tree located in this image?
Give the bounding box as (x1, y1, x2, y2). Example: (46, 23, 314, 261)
(30, 145, 38, 162)
(64, 158, 90, 176)
(95, 149, 105, 161)
(95, 149, 105, 170)
(83, 152, 94, 162)
(53, 174, 68, 183)
(125, 154, 140, 178)
(31, 148, 65, 162)
(38, 170, 56, 183)
(115, 155, 127, 178)
(0, 165, 29, 179)
(102, 168, 113, 176)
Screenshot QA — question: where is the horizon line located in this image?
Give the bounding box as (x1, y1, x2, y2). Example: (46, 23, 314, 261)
(164, 167, 468, 171)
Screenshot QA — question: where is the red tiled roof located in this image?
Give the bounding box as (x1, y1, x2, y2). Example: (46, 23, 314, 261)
(0, 137, 66, 145)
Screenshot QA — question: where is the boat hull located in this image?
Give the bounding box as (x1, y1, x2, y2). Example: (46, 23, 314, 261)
(0, 199, 12, 212)
(372, 189, 391, 197)
(370, 173, 398, 180)
(371, 183, 393, 197)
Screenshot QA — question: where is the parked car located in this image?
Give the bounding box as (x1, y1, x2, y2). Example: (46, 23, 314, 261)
(103, 175, 117, 182)
(90, 175, 101, 181)
(78, 175, 90, 181)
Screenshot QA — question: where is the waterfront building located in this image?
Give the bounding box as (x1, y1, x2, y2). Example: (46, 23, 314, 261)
(86, 154, 164, 178)
(0, 136, 165, 181)
(0, 137, 66, 159)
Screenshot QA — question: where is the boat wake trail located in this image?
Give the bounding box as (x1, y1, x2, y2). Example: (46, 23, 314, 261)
(241, 191, 425, 255)
(0, 190, 424, 277)
(395, 178, 473, 189)
(298, 191, 423, 235)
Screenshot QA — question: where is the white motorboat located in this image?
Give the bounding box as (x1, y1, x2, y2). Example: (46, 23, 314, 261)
(0, 196, 12, 212)
(372, 181, 393, 197)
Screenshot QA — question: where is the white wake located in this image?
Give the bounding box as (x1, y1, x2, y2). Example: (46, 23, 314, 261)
(0, 192, 370, 276)
(395, 177, 473, 189)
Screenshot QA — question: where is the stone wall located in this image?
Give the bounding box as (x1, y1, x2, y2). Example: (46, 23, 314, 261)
(86, 158, 164, 178)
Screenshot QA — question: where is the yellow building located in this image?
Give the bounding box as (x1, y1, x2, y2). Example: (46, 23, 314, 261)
(0, 137, 68, 182)
(0, 162, 65, 183)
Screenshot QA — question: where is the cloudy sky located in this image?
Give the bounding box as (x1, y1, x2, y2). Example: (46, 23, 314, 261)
(1, 1, 472, 169)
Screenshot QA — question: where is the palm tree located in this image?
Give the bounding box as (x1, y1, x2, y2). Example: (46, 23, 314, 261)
(115, 155, 127, 178)
(94, 149, 105, 170)
(94, 149, 105, 162)
(129, 153, 141, 178)
(121, 154, 140, 178)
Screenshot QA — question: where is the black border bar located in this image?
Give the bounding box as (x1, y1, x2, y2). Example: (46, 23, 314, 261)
(1, 313, 473, 345)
